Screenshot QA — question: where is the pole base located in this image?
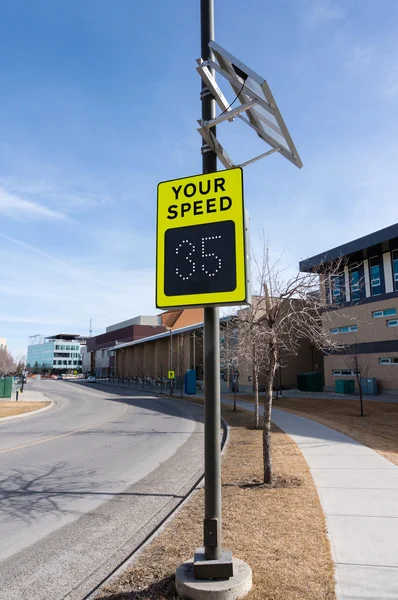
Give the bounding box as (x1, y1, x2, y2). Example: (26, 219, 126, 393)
(176, 556, 252, 600)
(193, 547, 233, 579)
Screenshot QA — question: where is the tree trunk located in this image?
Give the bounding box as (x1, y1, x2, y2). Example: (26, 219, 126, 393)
(356, 373, 364, 417)
(263, 342, 277, 484)
(359, 384, 364, 417)
(254, 370, 259, 429)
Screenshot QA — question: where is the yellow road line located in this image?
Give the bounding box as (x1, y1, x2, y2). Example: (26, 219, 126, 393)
(0, 403, 128, 455)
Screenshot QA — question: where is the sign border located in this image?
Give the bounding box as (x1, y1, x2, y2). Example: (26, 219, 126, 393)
(156, 167, 248, 310)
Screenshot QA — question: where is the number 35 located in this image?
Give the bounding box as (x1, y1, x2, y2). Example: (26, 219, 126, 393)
(176, 236, 222, 280)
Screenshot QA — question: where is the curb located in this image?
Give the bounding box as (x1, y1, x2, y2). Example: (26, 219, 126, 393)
(83, 385, 229, 600)
(0, 399, 54, 424)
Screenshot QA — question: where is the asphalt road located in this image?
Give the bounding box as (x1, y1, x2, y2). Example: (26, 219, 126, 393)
(0, 380, 205, 600)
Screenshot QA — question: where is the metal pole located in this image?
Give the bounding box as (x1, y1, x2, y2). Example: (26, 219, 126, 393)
(201, 0, 222, 561)
(169, 329, 173, 395)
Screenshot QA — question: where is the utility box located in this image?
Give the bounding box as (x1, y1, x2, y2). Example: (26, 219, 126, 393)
(184, 369, 197, 395)
(297, 372, 323, 392)
(335, 379, 355, 394)
(0, 377, 12, 398)
(361, 378, 378, 395)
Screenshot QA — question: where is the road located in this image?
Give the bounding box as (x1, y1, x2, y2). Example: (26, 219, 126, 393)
(0, 380, 205, 600)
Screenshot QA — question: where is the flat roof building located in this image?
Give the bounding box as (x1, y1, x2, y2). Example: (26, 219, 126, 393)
(85, 309, 204, 377)
(300, 223, 398, 392)
(27, 334, 86, 373)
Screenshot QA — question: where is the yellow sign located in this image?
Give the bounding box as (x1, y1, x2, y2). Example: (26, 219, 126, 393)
(168, 370, 175, 379)
(156, 168, 248, 309)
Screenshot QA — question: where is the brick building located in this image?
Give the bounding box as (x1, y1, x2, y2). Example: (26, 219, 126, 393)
(300, 223, 398, 393)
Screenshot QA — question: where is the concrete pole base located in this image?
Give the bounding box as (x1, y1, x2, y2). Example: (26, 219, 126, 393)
(175, 557, 252, 600)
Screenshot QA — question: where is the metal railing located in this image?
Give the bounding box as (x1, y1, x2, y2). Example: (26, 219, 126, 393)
(96, 374, 186, 397)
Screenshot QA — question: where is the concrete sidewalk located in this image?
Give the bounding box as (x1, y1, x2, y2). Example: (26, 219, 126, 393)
(276, 388, 398, 403)
(222, 396, 398, 600)
(15, 387, 49, 402)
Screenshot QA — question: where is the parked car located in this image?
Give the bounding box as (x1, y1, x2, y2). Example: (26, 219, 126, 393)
(57, 375, 63, 380)
(86, 375, 96, 383)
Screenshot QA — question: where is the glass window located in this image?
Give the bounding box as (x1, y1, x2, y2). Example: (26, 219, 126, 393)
(330, 328, 339, 334)
(331, 274, 345, 305)
(340, 326, 349, 333)
(340, 369, 359, 376)
(387, 320, 398, 327)
(379, 358, 392, 364)
(350, 265, 360, 301)
(369, 256, 382, 296)
(392, 250, 398, 291)
(332, 370, 342, 376)
(373, 308, 396, 318)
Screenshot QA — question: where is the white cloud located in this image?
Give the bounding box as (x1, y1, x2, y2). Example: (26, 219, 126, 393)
(0, 186, 67, 220)
(0, 174, 113, 213)
(302, 0, 343, 29)
(0, 234, 157, 355)
(344, 44, 375, 74)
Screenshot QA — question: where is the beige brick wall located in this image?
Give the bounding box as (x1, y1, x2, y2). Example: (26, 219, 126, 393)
(324, 353, 398, 392)
(324, 299, 398, 345)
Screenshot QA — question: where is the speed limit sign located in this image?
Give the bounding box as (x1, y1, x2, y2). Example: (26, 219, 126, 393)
(156, 168, 249, 309)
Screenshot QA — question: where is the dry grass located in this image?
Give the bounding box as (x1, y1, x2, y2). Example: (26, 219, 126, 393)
(96, 406, 335, 600)
(0, 401, 50, 419)
(273, 396, 398, 467)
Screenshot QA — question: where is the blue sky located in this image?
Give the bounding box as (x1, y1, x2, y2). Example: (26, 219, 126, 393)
(1, 0, 398, 357)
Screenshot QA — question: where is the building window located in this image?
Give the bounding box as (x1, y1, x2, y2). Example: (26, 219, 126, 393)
(369, 256, 382, 296)
(392, 249, 398, 291)
(379, 357, 398, 365)
(350, 264, 360, 302)
(373, 308, 396, 318)
(332, 369, 359, 376)
(387, 319, 398, 327)
(330, 325, 358, 334)
(331, 274, 345, 305)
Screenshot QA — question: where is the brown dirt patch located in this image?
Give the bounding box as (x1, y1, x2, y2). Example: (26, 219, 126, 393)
(273, 397, 398, 467)
(96, 406, 335, 600)
(0, 401, 50, 419)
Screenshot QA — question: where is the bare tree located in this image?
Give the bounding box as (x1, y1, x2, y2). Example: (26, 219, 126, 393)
(344, 342, 372, 417)
(220, 317, 240, 410)
(235, 299, 270, 427)
(14, 354, 26, 373)
(245, 241, 346, 484)
(0, 347, 16, 375)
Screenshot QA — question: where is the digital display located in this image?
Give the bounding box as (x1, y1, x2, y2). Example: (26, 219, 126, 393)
(164, 221, 236, 296)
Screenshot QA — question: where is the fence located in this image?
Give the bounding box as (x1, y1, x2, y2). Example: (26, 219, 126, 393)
(96, 374, 187, 396)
